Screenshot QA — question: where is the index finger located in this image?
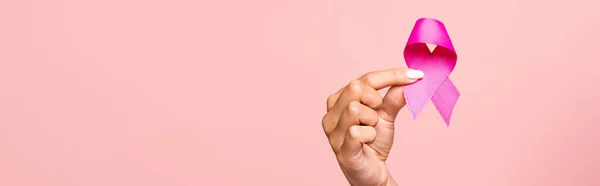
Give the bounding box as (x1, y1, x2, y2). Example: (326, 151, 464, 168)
(326, 68, 423, 111)
(358, 68, 423, 90)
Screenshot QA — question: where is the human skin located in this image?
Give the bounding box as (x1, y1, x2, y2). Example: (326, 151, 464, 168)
(322, 68, 424, 186)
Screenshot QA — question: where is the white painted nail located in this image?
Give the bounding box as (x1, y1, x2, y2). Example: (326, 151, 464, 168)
(406, 70, 424, 79)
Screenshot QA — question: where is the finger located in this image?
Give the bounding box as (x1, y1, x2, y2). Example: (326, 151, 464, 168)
(366, 86, 405, 156)
(326, 88, 344, 111)
(327, 68, 423, 111)
(358, 68, 424, 90)
(377, 86, 407, 123)
(327, 101, 378, 144)
(340, 125, 377, 158)
(322, 113, 336, 135)
(329, 80, 382, 119)
(334, 101, 379, 134)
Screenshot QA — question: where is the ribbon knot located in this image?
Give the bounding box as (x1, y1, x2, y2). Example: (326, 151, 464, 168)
(403, 18, 460, 126)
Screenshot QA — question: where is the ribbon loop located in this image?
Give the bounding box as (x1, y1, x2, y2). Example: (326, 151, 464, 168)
(403, 18, 460, 126)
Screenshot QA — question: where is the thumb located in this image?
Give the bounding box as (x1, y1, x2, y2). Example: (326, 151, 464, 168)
(377, 86, 407, 123)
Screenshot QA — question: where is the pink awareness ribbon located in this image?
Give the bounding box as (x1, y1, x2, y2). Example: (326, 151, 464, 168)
(403, 18, 460, 126)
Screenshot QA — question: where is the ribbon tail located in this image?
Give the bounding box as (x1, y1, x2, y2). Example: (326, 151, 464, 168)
(403, 82, 433, 120)
(431, 78, 460, 126)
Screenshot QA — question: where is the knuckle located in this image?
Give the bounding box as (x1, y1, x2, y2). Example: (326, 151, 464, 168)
(321, 114, 328, 126)
(326, 94, 336, 108)
(346, 101, 361, 115)
(321, 114, 333, 133)
(327, 94, 335, 102)
(347, 80, 363, 93)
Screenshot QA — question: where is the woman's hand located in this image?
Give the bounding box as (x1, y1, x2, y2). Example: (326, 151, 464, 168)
(322, 68, 424, 186)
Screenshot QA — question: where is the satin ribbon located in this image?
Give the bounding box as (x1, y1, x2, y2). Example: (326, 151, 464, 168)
(403, 18, 460, 126)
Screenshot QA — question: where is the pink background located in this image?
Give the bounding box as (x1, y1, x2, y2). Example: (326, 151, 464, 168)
(1, 0, 599, 185)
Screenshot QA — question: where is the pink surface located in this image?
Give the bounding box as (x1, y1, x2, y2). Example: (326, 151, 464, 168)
(1, 0, 600, 186)
(403, 18, 459, 125)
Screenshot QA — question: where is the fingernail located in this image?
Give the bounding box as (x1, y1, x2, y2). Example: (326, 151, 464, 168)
(406, 70, 424, 79)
